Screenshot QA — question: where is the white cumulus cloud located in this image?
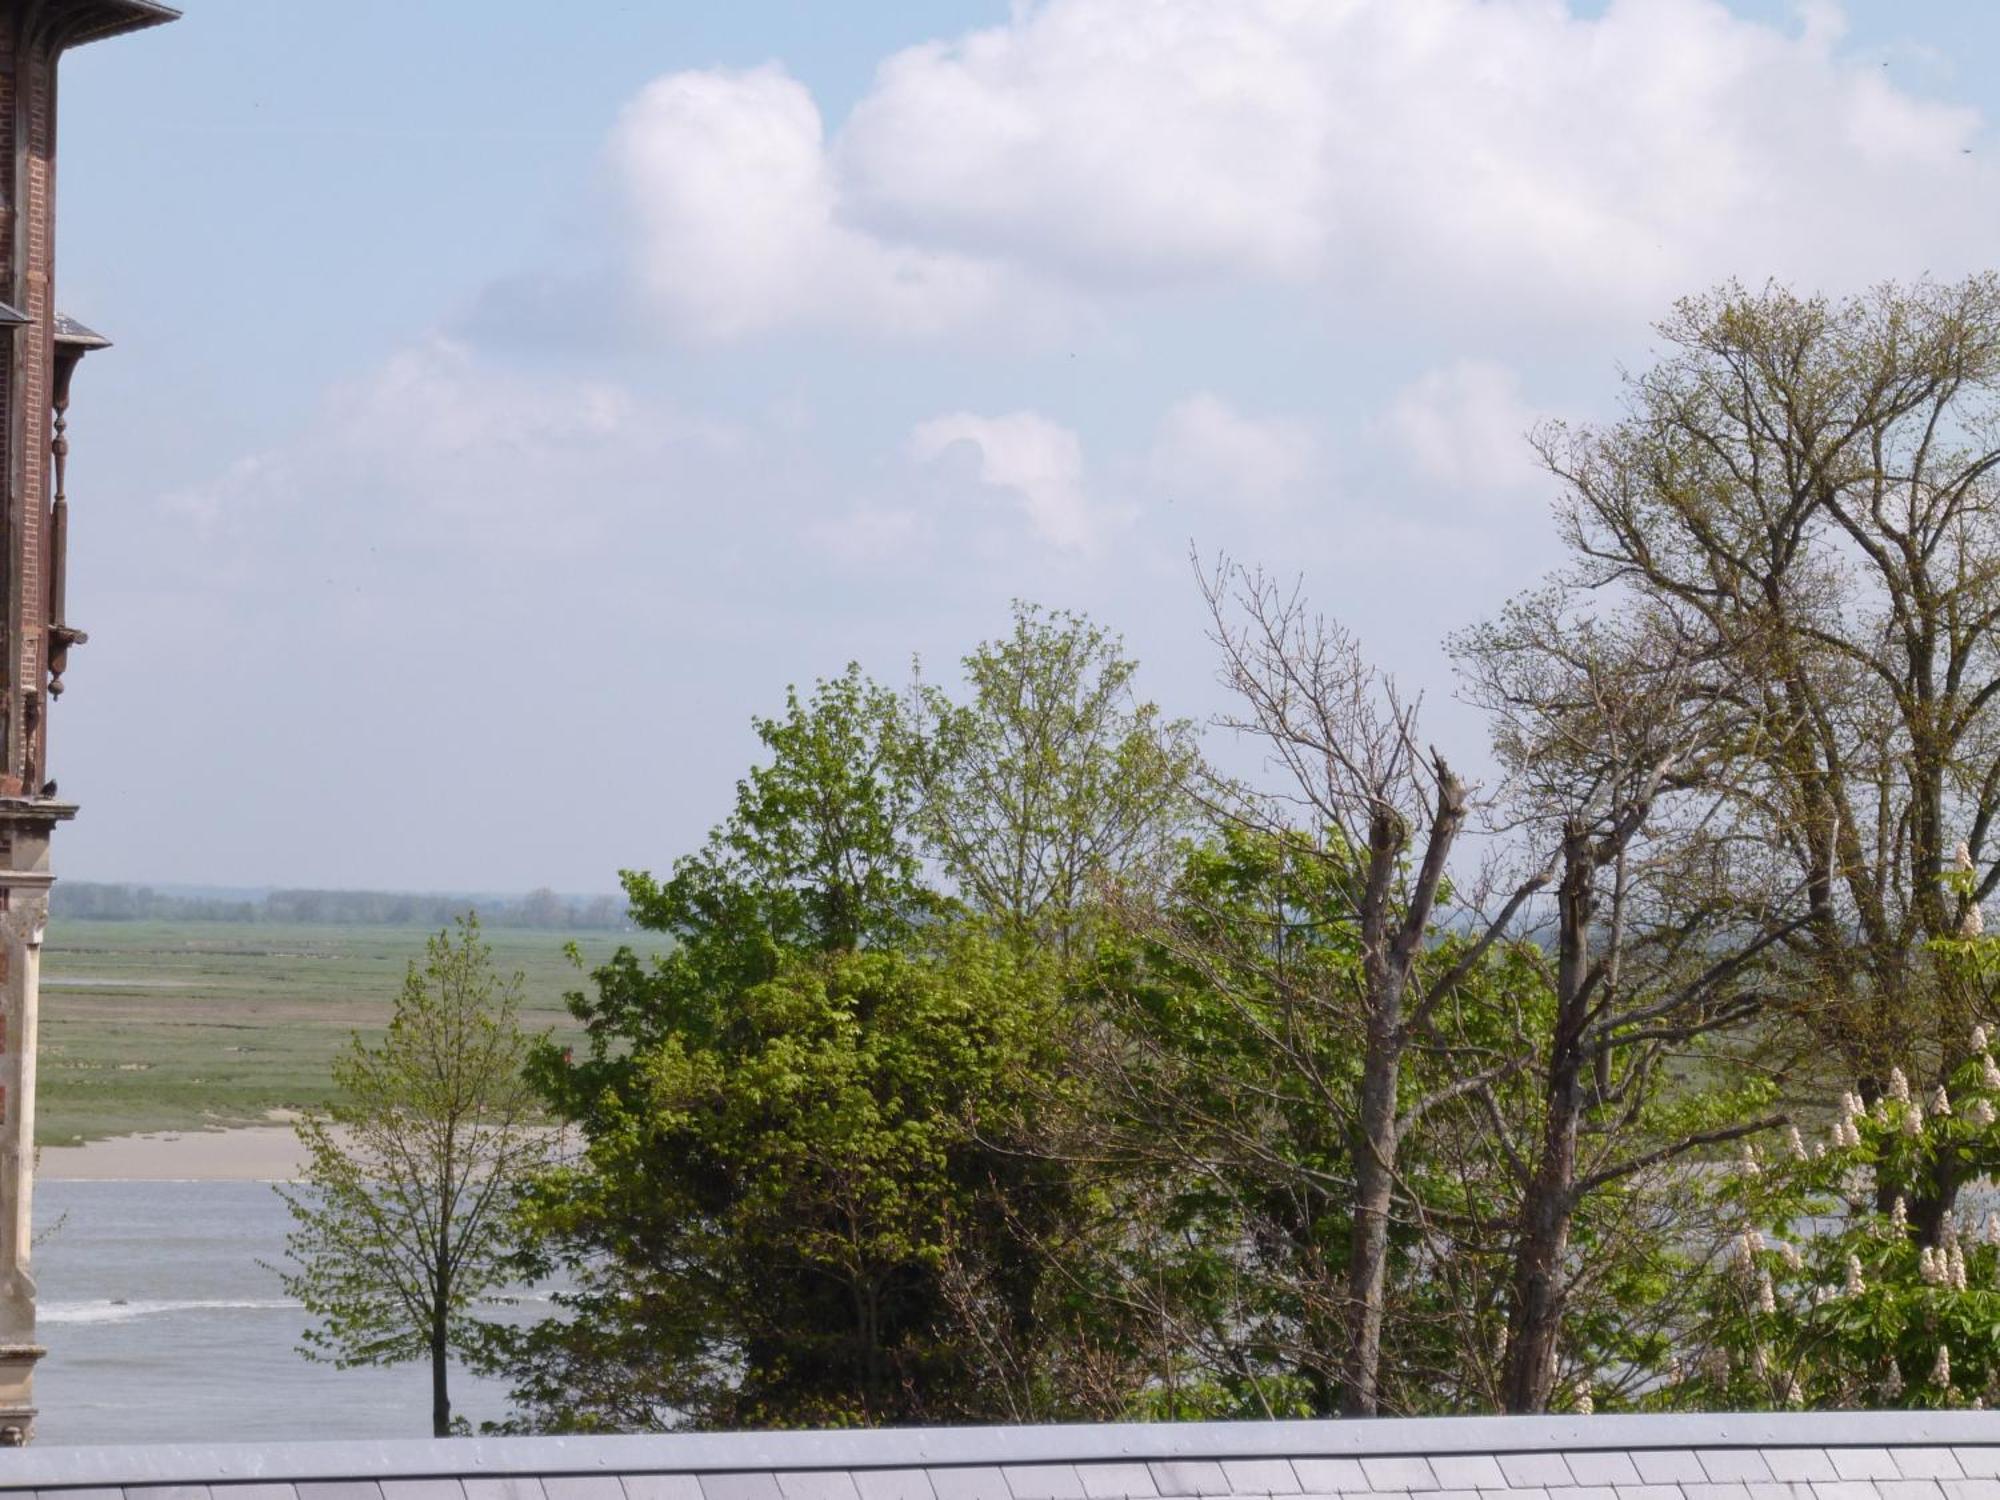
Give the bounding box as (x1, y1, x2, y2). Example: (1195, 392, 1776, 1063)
(601, 0, 1998, 343)
(608, 64, 1030, 342)
(909, 410, 1128, 552)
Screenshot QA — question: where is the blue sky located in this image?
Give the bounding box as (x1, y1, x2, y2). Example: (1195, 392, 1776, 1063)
(38, 0, 2000, 892)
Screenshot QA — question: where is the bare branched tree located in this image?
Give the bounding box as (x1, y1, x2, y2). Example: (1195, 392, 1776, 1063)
(1109, 557, 1551, 1415)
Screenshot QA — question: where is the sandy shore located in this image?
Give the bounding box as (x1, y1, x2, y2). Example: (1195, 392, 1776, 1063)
(37, 1125, 308, 1182)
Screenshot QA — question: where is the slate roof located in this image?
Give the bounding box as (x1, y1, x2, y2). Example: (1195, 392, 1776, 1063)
(7, 1414, 2000, 1500)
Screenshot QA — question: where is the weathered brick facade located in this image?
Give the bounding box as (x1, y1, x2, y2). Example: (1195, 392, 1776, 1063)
(0, 0, 175, 1445)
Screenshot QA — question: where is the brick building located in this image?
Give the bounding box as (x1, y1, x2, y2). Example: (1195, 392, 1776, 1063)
(0, 0, 176, 1445)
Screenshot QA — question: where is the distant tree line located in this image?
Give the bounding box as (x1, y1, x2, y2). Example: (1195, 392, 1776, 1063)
(53, 882, 629, 931)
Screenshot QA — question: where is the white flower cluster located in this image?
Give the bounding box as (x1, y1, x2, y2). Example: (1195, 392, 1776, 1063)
(1572, 1377, 1593, 1416)
(1845, 1253, 1867, 1296)
(1832, 1092, 1865, 1150)
(1934, 1344, 1953, 1389)
(1919, 1244, 1968, 1290)
(1892, 1067, 1912, 1102)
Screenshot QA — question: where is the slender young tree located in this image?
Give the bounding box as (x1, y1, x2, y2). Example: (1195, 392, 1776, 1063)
(278, 916, 547, 1436)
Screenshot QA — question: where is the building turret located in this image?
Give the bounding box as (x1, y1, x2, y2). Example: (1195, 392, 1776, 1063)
(0, 0, 175, 1445)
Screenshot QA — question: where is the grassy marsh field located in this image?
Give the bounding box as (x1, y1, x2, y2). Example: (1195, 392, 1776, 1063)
(36, 920, 618, 1145)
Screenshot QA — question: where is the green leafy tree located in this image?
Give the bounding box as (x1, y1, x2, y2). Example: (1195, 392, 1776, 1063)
(1540, 275, 2000, 1233)
(900, 603, 1199, 955)
(277, 916, 547, 1436)
(1678, 1036, 2000, 1409)
(503, 666, 1121, 1429)
(510, 934, 1082, 1429)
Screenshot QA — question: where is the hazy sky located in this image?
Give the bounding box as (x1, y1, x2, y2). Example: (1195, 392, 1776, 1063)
(39, 0, 2000, 893)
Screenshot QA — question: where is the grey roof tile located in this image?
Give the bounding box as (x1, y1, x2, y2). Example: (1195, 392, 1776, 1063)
(1943, 1483, 2000, 1500)
(776, 1478, 861, 1500)
(1957, 1458, 2000, 1482)
(1498, 1456, 1574, 1490)
(1683, 1486, 1753, 1500)
(215, 1489, 299, 1500)
(1293, 1464, 1368, 1493)
(1618, 1488, 1685, 1500)
(1430, 1461, 1504, 1492)
(1147, 1466, 1227, 1499)
(1004, 1469, 1086, 1500)
(1879, 1484, 1947, 1500)
(1359, 1490, 1411, 1500)
(1763, 1457, 1837, 1485)
(1482, 1487, 1545, 1500)
(466, 1484, 546, 1500)
(1361, 1459, 1437, 1492)
(128, 1489, 214, 1500)
(546, 1482, 626, 1500)
(1549, 1487, 1616, 1500)
(1699, 1456, 1776, 1486)
(1812, 1484, 1886, 1500)
(1746, 1485, 1807, 1500)
(1219, 1463, 1299, 1496)
(45, 1491, 128, 1500)
(1566, 1457, 1643, 1489)
(381, 1485, 464, 1500)
(929, 1473, 1010, 1500)
(1830, 1454, 1902, 1483)
(1900, 1457, 1969, 1483)
(854, 1475, 934, 1500)
(623, 1482, 704, 1500)
(1077, 1467, 1157, 1499)
(299, 1486, 382, 1500)
(699, 1479, 781, 1500)
(1429, 1489, 1481, 1500)
(1634, 1460, 1709, 1488)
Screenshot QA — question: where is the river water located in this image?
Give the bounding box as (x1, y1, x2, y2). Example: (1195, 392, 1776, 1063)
(33, 1179, 527, 1446)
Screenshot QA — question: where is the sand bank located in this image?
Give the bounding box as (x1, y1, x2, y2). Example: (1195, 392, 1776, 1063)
(37, 1125, 308, 1182)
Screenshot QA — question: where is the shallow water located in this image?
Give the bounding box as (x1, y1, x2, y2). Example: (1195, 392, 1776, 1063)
(34, 1179, 526, 1445)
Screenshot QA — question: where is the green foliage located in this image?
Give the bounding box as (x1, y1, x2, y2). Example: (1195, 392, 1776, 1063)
(277, 915, 547, 1436)
(510, 933, 1079, 1430)
(899, 602, 1199, 951)
(1681, 1033, 2000, 1410)
(505, 659, 1129, 1430)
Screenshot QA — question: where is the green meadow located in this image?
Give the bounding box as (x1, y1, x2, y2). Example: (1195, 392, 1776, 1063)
(35, 920, 620, 1145)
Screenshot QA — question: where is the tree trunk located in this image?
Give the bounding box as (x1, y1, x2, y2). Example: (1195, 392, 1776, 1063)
(431, 1312, 451, 1438)
(1342, 1014, 1402, 1415)
(1501, 826, 1591, 1414)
